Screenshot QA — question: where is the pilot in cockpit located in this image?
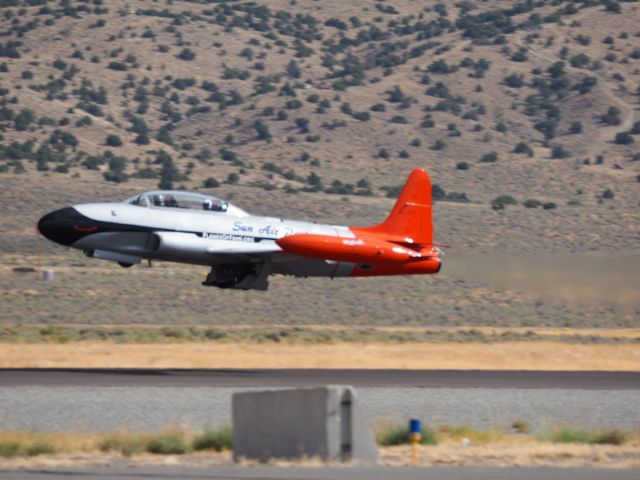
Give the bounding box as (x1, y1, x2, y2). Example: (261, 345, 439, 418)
(202, 199, 213, 210)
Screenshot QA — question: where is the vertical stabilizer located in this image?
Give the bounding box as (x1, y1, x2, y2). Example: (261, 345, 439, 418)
(353, 168, 433, 244)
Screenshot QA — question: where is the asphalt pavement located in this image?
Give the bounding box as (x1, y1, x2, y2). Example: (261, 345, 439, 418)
(1, 466, 638, 480)
(1, 368, 638, 389)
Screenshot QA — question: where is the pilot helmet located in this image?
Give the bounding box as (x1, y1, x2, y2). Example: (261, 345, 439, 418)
(203, 199, 213, 210)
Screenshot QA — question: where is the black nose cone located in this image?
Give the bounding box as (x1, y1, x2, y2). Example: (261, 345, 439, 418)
(37, 207, 90, 246)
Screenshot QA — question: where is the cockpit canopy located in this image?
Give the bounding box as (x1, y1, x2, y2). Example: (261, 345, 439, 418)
(125, 191, 248, 216)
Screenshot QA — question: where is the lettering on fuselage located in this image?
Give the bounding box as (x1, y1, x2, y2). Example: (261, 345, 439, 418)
(232, 222, 295, 238)
(258, 225, 279, 236)
(232, 221, 254, 233)
(198, 232, 255, 242)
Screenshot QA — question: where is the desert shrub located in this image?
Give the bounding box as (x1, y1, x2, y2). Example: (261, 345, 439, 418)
(456, 161, 469, 171)
(480, 152, 498, 163)
(75, 116, 92, 127)
(542, 202, 557, 210)
(177, 48, 195, 61)
(14, 108, 35, 131)
(569, 122, 582, 134)
(285, 60, 300, 79)
(376, 424, 438, 446)
(108, 61, 127, 71)
(99, 432, 146, 456)
(131, 168, 157, 180)
(523, 199, 541, 208)
(295, 117, 309, 133)
(431, 139, 445, 150)
(172, 78, 196, 90)
(600, 106, 621, 125)
(421, 116, 435, 128)
(147, 434, 189, 455)
(504, 73, 524, 88)
(324, 18, 348, 30)
(614, 132, 633, 145)
(514, 142, 533, 156)
(592, 429, 627, 445)
(602, 188, 615, 200)
(105, 134, 122, 147)
(203, 177, 220, 188)
(604, 1, 622, 13)
(491, 195, 517, 210)
(285, 99, 302, 110)
(307, 172, 322, 187)
(427, 185, 444, 202)
(226, 173, 239, 184)
(26, 441, 54, 456)
(254, 120, 271, 142)
(506, 46, 528, 62)
(192, 426, 232, 451)
(551, 145, 571, 159)
(352, 111, 370, 121)
(547, 428, 626, 445)
(429, 59, 456, 74)
(52, 59, 66, 71)
(158, 153, 180, 190)
(0, 441, 20, 458)
(439, 424, 502, 444)
(512, 420, 530, 434)
(570, 53, 590, 68)
(219, 149, 237, 161)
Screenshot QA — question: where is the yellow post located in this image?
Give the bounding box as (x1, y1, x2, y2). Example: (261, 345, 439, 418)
(410, 434, 420, 465)
(409, 419, 421, 466)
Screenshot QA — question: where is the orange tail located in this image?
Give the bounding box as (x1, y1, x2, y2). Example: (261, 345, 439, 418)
(352, 168, 433, 244)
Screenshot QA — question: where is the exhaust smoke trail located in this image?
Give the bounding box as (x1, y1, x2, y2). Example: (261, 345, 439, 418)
(444, 251, 640, 311)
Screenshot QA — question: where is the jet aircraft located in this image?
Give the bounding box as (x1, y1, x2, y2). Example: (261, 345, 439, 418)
(37, 168, 442, 290)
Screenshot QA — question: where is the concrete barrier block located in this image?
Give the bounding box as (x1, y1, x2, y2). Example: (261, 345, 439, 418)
(232, 386, 377, 463)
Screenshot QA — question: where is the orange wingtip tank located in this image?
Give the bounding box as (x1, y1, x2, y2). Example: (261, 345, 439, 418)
(276, 233, 439, 265)
(350, 258, 441, 277)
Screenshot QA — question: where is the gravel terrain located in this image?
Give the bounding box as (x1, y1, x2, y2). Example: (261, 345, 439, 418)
(1, 386, 638, 434)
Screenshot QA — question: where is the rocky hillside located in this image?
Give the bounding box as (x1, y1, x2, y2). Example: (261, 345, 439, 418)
(0, 0, 638, 207)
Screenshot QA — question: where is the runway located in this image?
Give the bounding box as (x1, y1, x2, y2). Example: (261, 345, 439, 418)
(1, 368, 639, 389)
(2, 466, 639, 480)
(2, 368, 638, 433)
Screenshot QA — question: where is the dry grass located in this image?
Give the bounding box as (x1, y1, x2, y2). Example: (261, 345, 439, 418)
(0, 341, 638, 370)
(1, 435, 639, 469)
(380, 442, 640, 468)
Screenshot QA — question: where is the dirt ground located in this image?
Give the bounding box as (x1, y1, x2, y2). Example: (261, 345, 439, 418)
(1, 341, 638, 370)
(1, 443, 639, 469)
